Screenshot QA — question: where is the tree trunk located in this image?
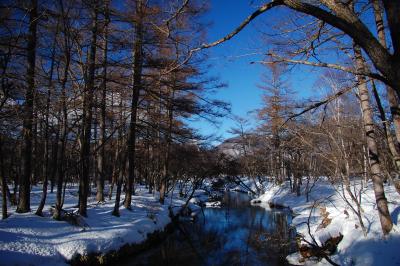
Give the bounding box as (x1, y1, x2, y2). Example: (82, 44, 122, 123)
(50, 128, 59, 194)
(54, 0, 71, 220)
(17, 0, 38, 213)
(108, 91, 116, 200)
(353, 44, 393, 235)
(112, 149, 126, 217)
(372, 0, 400, 192)
(32, 109, 38, 186)
(125, 0, 144, 209)
(372, 0, 400, 146)
(113, 99, 125, 216)
(96, 1, 110, 202)
(1, 135, 8, 219)
(36, 22, 59, 216)
(160, 85, 175, 204)
(79, 6, 98, 216)
(370, 80, 400, 171)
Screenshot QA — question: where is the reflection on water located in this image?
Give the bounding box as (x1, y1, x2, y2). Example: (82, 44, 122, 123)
(126, 192, 296, 266)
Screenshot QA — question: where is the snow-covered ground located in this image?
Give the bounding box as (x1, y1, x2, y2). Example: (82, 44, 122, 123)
(224, 176, 266, 195)
(3, 177, 398, 266)
(252, 178, 400, 266)
(0, 184, 187, 266)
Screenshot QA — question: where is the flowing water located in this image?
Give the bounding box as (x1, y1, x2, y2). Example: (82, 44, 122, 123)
(126, 192, 296, 266)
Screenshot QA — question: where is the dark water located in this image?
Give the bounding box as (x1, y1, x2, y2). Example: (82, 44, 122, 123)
(126, 192, 296, 266)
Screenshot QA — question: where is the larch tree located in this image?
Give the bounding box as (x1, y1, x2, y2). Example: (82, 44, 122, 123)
(96, 0, 110, 203)
(125, 0, 145, 209)
(257, 63, 292, 185)
(53, 0, 74, 221)
(79, 1, 100, 217)
(17, 0, 38, 213)
(36, 8, 60, 216)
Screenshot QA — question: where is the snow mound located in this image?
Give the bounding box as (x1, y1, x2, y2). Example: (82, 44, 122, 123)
(0, 185, 186, 265)
(254, 179, 400, 265)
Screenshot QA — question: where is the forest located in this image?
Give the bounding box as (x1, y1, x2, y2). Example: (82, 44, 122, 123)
(1, 0, 400, 265)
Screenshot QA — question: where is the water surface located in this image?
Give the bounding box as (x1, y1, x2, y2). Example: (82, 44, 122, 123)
(127, 192, 296, 266)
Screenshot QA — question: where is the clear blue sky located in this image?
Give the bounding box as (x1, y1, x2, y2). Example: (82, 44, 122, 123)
(189, 1, 324, 143)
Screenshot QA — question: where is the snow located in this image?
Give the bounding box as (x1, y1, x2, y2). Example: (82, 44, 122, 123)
(228, 177, 266, 195)
(252, 178, 400, 266)
(3, 178, 399, 266)
(204, 201, 221, 208)
(0, 185, 186, 266)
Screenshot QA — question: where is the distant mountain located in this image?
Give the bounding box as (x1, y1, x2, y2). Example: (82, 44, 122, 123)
(217, 136, 244, 157)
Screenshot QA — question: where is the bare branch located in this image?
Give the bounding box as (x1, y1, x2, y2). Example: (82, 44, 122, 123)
(195, 1, 282, 51)
(282, 85, 354, 125)
(162, 1, 282, 74)
(252, 54, 387, 84)
(165, 0, 190, 26)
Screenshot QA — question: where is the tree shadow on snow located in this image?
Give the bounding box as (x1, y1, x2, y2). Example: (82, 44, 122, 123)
(336, 235, 400, 266)
(391, 206, 400, 226)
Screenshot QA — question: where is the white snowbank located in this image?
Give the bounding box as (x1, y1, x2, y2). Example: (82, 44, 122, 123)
(252, 179, 400, 266)
(205, 201, 221, 208)
(0, 185, 186, 266)
(228, 176, 266, 195)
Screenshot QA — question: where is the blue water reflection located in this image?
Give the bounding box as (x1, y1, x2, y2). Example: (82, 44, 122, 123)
(127, 192, 296, 266)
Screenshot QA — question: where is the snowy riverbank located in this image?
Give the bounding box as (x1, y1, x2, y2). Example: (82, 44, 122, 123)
(0, 185, 189, 266)
(252, 179, 400, 265)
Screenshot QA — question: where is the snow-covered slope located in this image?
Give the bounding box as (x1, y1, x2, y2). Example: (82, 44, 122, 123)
(252, 179, 400, 266)
(0, 185, 185, 266)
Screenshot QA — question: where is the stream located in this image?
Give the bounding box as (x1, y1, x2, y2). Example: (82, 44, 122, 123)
(125, 191, 297, 265)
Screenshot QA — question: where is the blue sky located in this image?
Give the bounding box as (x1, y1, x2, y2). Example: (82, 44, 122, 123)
(190, 1, 321, 143)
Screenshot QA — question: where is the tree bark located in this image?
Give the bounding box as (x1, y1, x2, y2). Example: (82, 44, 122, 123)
(79, 5, 98, 217)
(54, 0, 71, 220)
(112, 148, 126, 217)
(382, 1, 400, 58)
(370, 80, 400, 173)
(36, 20, 59, 216)
(1, 135, 7, 219)
(125, 0, 144, 209)
(372, 0, 400, 147)
(112, 98, 125, 216)
(371, 0, 400, 194)
(17, 0, 38, 213)
(159, 88, 175, 204)
(96, 0, 110, 203)
(353, 44, 393, 235)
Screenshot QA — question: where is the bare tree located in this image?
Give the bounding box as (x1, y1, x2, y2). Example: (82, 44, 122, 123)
(17, 0, 38, 213)
(353, 44, 392, 234)
(79, 2, 99, 217)
(96, 0, 110, 203)
(125, 0, 145, 209)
